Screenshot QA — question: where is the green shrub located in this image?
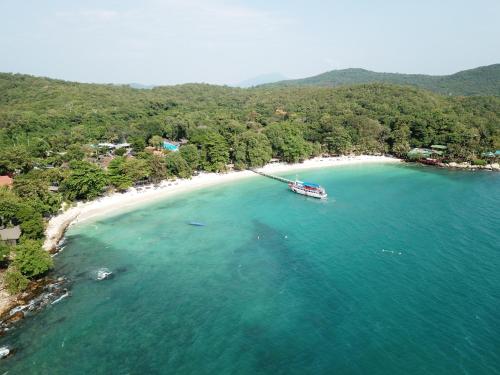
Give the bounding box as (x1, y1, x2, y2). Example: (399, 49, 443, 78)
(20, 218, 45, 239)
(5, 268, 30, 294)
(472, 159, 487, 166)
(0, 243, 11, 265)
(114, 148, 127, 156)
(13, 240, 53, 278)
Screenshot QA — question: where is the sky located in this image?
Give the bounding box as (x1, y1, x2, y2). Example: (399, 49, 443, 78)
(0, 0, 499, 85)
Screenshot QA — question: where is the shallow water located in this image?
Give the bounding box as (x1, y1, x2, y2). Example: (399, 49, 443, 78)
(1, 164, 499, 374)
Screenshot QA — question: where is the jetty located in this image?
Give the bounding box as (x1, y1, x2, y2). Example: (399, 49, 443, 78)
(249, 169, 293, 184)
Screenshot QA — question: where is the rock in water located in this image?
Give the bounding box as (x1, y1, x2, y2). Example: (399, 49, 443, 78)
(0, 277, 71, 335)
(0, 346, 10, 359)
(4, 311, 24, 325)
(115, 266, 128, 273)
(95, 268, 113, 280)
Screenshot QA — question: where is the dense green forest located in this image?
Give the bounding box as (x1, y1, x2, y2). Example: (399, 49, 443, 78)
(0, 72, 499, 292)
(262, 64, 500, 96)
(0, 72, 499, 174)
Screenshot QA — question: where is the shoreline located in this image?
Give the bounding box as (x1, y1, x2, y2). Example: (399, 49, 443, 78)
(0, 154, 494, 329)
(11, 155, 402, 320)
(43, 155, 401, 251)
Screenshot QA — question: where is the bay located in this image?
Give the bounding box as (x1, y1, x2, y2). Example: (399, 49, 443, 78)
(1, 164, 499, 374)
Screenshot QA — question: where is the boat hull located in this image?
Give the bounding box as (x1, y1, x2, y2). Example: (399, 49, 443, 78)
(289, 185, 327, 199)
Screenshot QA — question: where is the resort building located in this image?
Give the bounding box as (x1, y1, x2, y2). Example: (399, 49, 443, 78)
(408, 146, 446, 159)
(96, 142, 131, 149)
(0, 175, 13, 188)
(163, 140, 179, 152)
(430, 145, 447, 153)
(482, 150, 500, 159)
(407, 148, 434, 159)
(0, 226, 21, 246)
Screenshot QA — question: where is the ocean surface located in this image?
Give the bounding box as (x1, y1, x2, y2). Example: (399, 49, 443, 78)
(1, 164, 499, 374)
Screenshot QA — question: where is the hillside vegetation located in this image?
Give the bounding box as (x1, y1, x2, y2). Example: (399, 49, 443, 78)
(1, 72, 499, 165)
(262, 64, 500, 96)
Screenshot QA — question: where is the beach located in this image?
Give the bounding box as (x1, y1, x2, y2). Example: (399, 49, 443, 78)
(43, 155, 401, 251)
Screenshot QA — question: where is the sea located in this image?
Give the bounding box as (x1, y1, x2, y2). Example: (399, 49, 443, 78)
(1, 163, 499, 374)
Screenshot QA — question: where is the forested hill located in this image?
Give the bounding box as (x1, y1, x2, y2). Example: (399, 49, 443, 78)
(0, 72, 499, 167)
(261, 64, 500, 96)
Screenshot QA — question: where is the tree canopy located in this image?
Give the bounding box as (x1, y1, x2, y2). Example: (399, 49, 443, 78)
(61, 161, 108, 200)
(13, 239, 53, 278)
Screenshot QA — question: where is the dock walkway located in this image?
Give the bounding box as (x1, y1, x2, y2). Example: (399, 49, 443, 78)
(249, 169, 293, 184)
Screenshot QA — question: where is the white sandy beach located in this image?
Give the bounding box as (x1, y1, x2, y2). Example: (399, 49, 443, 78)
(43, 155, 401, 251)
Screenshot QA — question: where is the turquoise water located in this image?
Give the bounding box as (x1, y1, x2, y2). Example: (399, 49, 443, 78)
(1, 164, 499, 374)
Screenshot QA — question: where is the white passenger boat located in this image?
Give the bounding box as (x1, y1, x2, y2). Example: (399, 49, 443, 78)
(288, 180, 327, 199)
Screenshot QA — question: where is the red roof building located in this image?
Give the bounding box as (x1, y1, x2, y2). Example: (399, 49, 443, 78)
(0, 175, 13, 188)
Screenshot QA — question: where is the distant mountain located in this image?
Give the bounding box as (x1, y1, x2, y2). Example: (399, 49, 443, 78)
(128, 83, 155, 90)
(261, 64, 500, 96)
(235, 73, 288, 88)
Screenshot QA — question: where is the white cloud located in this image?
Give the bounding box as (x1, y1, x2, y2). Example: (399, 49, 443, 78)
(46, 1, 299, 83)
(54, 1, 294, 44)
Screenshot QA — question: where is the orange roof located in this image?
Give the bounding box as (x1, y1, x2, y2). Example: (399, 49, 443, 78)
(0, 176, 13, 187)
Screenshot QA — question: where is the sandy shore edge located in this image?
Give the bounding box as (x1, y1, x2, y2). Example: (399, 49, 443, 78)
(43, 155, 401, 251)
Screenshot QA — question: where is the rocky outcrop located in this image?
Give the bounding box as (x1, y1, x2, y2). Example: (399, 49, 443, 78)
(0, 345, 11, 359)
(437, 162, 500, 171)
(43, 209, 80, 252)
(0, 276, 70, 336)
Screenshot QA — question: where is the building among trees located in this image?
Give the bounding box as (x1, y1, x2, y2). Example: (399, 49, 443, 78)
(0, 226, 21, 246)
(0, 176, 13, 188)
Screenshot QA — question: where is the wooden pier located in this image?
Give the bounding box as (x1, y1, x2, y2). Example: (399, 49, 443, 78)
(249, 169, 293, 184)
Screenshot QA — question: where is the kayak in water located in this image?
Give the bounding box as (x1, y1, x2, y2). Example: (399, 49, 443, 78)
(188, 222, 206, 227)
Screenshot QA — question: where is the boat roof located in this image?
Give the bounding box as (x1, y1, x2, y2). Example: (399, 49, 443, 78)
(303, 182, 320, 188)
